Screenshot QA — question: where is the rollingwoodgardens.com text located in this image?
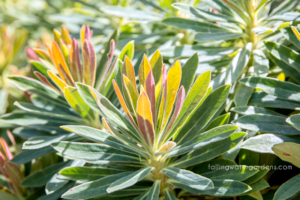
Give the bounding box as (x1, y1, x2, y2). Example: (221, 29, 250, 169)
(208, 164, 293, 171)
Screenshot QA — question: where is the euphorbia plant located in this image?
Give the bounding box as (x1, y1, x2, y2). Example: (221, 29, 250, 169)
(51, 53, 268, 199)
(0, 25, 135, 198)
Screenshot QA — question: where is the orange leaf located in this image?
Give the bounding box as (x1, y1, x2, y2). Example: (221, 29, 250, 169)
(51, 41, 74, 86)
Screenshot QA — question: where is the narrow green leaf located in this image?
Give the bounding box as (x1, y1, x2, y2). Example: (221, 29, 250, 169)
(11, 147, 54, 164)
(107, 167, 153, 193)
(23, 134, 73, 150)
(38, 182, 75, 200)
(249, 91, 300, 110)
(241, 134, 300, 154)
(119, 41, 134, 61)
(22, 162, 67, 187)
(231, 106, 283, 116)
(287, 114, 300, 130)
(180, 53, 198, 92)
(273, 173, 300, 200)
(169, 125, 238, 157)
(61, 125, 147, 158)
(146, 180, 160, 200)
(51, 142, 141, 163)
(168, 179, 251, 197)
(202, 165, 259, 181)
(204, 113, 231, 131)
(162, 167, 213, 190)
(233, 114, 300, 135)
(164, 188, 178, 200)
(62, 172, 131, 199)
(59, 166, 126, 182)
(173, 85, 230, 145)
(8, 75, 66, 105)
(225, 43, 252, 85)
(240, 76, 300, 102)
(171, 132, 246, 168)
(195, 32, 243, 41)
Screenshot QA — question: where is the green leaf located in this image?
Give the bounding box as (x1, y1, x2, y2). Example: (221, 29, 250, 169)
(101, 6, 162, 20)
(95, 29, 119, 88)
(193, 159, 237, 174)
(195, 32, 243, 41)
(119, 41, 134, 61)
(62, 172, 131, 199)
(11, 146, 54, 164)
(162, 167, 213, 190)
(76, 83, 103, 115)
(0, 89, 8, 115)
(38, 181, 75, 200)
(272, 142, 300, 168)
(146, 180, 160, 200)
(51, 142, 141, 163)
(253, 49, 269, 77)
(64, 86, 95, 120)
(243, 179, 269, 195)
(204, 113, 231, 131)
(168, 179, 251, 197)
(225, 43, 252, 85)
(8, 75, 66, 105)
(233, 114, 300, 135)
(23, 134, 73, 150)
(169, 125, 238, 157)
(164, 188, 178, 200)
(287, 114, 300, 130)
(173, 84, 230, 145)
(0, 191, 18, 200)
(59, 166, 126, 182)
(61, 125, 148, 158)
(180, 53, 198, 92)
(240, 76, 300, 102)
(244, 167, 270, 185)
(13, 127, 51, 139)
(107, 167, 153, 193)
(281, 27, 300, 49)
(273, 173, 300, 200)
(201, 165, 259, 181)
(249, 91, 300, 110)
(22, 162, 67, 187)
(241, 134, 300, 154)
(165, 71, 210, 142)
(231, 106, 283, 116)
(171, 132, 246, 168)
(13, 101, 80, 121)
(162, 17, 231, 33)
(234, 84, 253, 107)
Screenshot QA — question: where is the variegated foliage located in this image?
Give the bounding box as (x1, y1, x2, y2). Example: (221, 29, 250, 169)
(52, 53, 268, 200)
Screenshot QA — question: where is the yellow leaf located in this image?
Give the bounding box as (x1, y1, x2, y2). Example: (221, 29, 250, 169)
(122, 56, 138, 93)
(292, 26, 300, 42)
(137, 91, 155, 145)
(48, 70, 67, 92)
(155, 141, 176, 154)
(139, 54, 151, 86)
(123, 75, 139, 114)
(163, 61, 182, 127)
(64, 86, 94, 120)
(53, 29, 61, 45)
(61, 25, 72, 46)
